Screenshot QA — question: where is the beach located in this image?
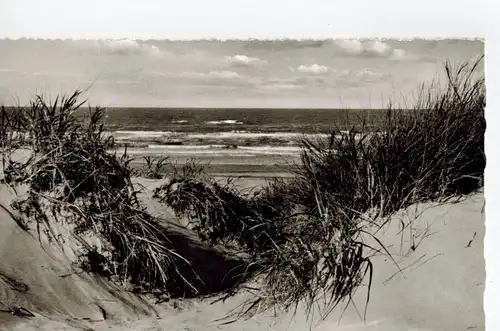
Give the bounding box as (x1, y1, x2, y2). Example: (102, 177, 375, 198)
(0, 103, 486, 330)
(0, 39, 486, 331)
(0, 178, 485, 331)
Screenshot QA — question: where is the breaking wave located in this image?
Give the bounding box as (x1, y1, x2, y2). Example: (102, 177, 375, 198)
(205, 120, 244, 125)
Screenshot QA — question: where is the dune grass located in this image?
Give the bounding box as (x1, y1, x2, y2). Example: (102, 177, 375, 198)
(140, 156, 171, 180)
(153, 57, 485, 320)
(0, 56, 485, 322)
(0, 92, 202, 298)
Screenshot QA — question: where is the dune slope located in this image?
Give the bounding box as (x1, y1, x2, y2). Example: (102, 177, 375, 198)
(0, 180, 484, 331)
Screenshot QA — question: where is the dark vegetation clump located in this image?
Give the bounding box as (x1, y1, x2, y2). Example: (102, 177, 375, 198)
(153, 57, 485, 319)
(0, 92, 201, 298)
(139, 156, 171, 179)
(294, 57, 485, 219)
(154, 146, 375, 320)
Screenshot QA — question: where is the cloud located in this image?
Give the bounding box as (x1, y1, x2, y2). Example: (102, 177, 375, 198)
(259, 75, 331, 92)
(356, 69, 383, 77)
(76, 39, 163, 57)
(243, 39, 326, 51)
(369, 40, 392, 56)
(175, 71, 318, 92)
(390, 48, 408, 60)
(322, 69, 391, 88)
(260, 83, 302, 91)
(332, 69, 352, 77)
(225, 55, 267, 67)
(335, 39, 408, 59)
(177, 70, 261, 87)
(206, 71, 241, 80)
(260, 77, 304, 91)
(355, 69, 390, 83)
(334, 39, 365, 55)
(293, 64, 329, 75)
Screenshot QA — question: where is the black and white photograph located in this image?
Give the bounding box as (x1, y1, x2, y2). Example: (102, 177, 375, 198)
(0, 1, 493, 330)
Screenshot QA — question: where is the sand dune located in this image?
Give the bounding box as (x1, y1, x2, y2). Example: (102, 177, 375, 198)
(0, 183, 158, 331)
(0, 179, 484, 331)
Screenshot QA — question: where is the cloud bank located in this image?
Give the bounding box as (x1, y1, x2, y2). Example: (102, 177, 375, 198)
(225, 55, 267, 67)
(334, 39, 408, 59)
(76, 39, 164, 57)
(293, 64, 330, 75)
(0, 39, 484, 108)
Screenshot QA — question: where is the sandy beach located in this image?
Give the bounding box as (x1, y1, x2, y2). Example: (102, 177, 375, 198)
(0, 177, 484, 331)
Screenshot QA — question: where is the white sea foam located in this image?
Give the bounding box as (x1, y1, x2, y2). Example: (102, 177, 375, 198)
(120, 144, 302, 156)
(172, 120, 188, 124)
(147, 144, 226, 149)
(111, 130, 325, 144)
(186, 132, 327, 139)
(205, 120, 244, 125)
(114, 131, 174, 139)
(238, 145, 302, 152)
(111, 130, 368, 144)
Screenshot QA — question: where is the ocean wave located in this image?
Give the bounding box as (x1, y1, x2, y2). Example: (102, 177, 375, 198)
(205, 120, 244, 125)
(120, 144, 302, 156)
(186, 132, 327, 139)
(147, 144, 226, 149)
(238, 146, 302, 152)
(172, 120, 188, 124)
(112, 130, 327, 140)
(111, 131, 368, 149)
(114, 131, 174, 139)
(152, 144, 300, 152)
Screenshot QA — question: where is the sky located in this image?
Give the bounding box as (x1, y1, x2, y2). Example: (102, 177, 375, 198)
(0, 0, 488, 108)
(0, 0, 489, 108)
(0, 39, 484, 108)
(0, 0, 490, 40)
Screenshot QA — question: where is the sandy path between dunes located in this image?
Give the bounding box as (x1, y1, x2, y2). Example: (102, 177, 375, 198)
(101, 192, 485, 331)
(1, 177, 485, 331)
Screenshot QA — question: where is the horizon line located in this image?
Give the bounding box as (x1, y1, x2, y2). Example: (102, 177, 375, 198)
(0, 105, 410, 111)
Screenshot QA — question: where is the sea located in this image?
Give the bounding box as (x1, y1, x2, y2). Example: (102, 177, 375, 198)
(103, 107, 384, 178)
